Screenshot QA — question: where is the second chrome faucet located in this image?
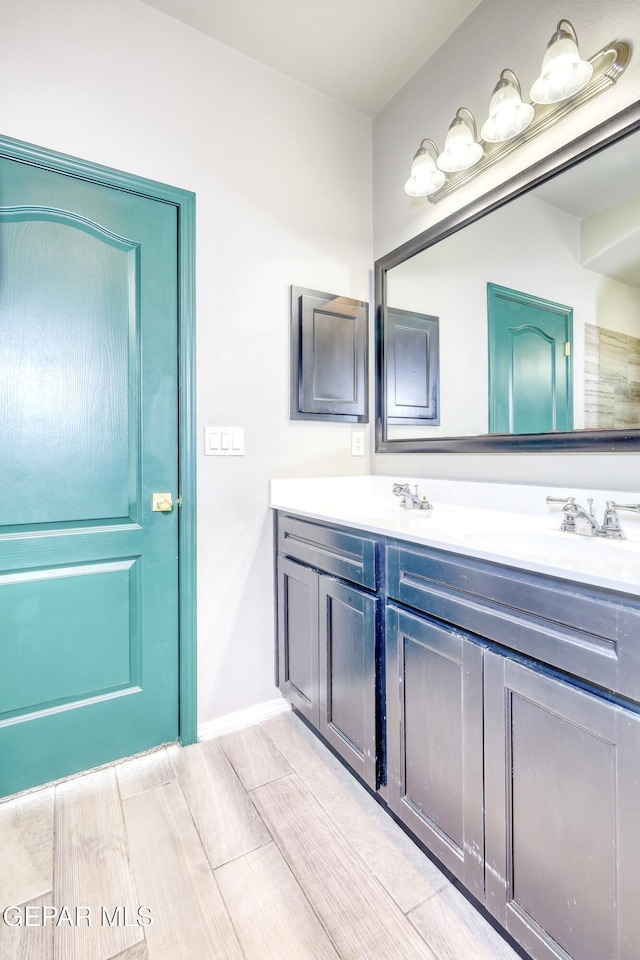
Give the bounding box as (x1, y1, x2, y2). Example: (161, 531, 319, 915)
(546, 495, 640, 539)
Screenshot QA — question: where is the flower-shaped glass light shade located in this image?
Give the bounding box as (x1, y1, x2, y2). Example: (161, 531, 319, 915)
(404, 140, 446, 197)
(481, 71, 535, 143)
(437, 109, 483, 173)
(530, 20, 593, 104)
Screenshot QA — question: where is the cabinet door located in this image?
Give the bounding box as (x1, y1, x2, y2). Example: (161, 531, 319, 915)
(385, 606, 484, 897)
(319, 576, 379, 789)
(277, 557, 319, 726)
(290, 286, 368, 422)
(484, 651, 640, 960)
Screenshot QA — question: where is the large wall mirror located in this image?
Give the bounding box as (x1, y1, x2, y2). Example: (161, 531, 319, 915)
(375, 103, 640, 452)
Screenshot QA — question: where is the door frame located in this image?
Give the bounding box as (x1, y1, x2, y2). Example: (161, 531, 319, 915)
(0, 133, 198, 745)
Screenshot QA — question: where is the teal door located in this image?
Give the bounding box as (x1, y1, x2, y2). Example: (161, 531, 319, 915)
(487, 283, 573, 434)
(0, 155, 180, 797)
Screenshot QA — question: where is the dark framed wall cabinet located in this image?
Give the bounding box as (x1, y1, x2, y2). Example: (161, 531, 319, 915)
(290, 286, 369, 422)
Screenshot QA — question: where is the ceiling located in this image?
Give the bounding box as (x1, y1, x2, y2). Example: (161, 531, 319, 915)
(138, 0, 481, 116)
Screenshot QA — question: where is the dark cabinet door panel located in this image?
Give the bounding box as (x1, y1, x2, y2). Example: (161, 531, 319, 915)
(485, 651, 640, 960)
(386, 606, 484, 897)
(319, 577, 378, 789)
(386, 307, 440, 424)
(278, 557, 319, 726)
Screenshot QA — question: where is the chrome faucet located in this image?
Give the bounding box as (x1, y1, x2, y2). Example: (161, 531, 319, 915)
(546, 496, 640, 539)
(393, 482, 433, 511)
(546, 496, 599, 536)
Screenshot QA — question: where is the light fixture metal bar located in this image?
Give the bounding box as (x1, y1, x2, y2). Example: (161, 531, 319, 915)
(429, 40, 631, 203)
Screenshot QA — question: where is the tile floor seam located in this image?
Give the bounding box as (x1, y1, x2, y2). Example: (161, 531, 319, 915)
(253, 773, 422, 925)
(217, 727, 293, 793)
(261, 722, 448, 918)
(176, 748, 274, 873)
(213, 842, 342, 960)
(113, 779, 152, 950)
(251, 774, 441, 960)
(403, 882, 450, 915)
(121, 779, 246, 960)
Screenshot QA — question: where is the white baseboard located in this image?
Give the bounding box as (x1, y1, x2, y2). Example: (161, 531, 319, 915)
(197, 697, 291, 741)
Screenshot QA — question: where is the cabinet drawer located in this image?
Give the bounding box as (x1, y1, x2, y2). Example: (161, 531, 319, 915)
(278, 514, 378, 590)
(387, 543, 640, 703)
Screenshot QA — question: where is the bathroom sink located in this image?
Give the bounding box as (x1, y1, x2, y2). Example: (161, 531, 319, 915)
(463, 529, 571, 553)
(338, 503, 437, 522)
(462, 528, 640, 580)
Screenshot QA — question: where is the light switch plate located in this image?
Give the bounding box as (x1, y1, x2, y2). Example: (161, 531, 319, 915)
(205, 426, 244, 456)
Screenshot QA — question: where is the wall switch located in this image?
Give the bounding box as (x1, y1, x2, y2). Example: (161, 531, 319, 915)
(351, 431, 365, 456)
(205, 426, 244, 456)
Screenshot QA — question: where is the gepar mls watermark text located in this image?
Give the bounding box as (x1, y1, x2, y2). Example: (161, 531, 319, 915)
(2, 905, 153, 927)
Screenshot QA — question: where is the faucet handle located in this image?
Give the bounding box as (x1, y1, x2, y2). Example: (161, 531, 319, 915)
(607, 501, 640, 514)
(545, 495, 576, 505)
(596, 501, 640, 540)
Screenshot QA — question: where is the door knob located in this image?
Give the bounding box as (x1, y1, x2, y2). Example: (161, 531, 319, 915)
(152, 493, 173, 512)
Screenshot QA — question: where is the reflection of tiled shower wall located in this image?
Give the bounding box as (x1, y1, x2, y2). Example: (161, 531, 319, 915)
(585, 324, 640, 429)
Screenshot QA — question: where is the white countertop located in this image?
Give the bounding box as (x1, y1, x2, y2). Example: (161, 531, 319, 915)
(270, 476, 640, 596)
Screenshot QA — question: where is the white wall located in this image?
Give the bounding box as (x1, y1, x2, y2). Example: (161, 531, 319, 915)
(0, 0, 373, 724)
(372, 0, 640, 489)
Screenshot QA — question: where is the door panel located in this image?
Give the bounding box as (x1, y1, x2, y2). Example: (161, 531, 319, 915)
(1, 213, 135, 525)
(0, 156, 179, 797)
(318, 576, 378, 789)
(277, 557, 319, 726)
(1, 560, 136, 716)
(487, 283, 573, 434)
(403, 629, 464, 847)
(385, 606, 485, 898)
(485, 651, 640, 960)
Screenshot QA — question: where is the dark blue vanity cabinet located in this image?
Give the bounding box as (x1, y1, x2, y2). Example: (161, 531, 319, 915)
(275, 513, 640, 960)
(386, 542, 640, 960)
(276, 514, 381, 789)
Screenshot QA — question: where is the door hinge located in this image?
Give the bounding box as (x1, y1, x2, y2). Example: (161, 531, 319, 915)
(564, 341, 571, 357)
(176, 495, 183, 508)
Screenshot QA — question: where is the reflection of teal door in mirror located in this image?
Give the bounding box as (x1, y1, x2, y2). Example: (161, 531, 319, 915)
(0, 155, 180, 797)
(487, 284, 573, 435)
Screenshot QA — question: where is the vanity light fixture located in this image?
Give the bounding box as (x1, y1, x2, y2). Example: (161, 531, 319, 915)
(436, 108, 483, 173)
(481, 69, 534, 143)
(530, 20, 593, 104)
(403, 18, 631, 203)
(404, 139, 446, 197)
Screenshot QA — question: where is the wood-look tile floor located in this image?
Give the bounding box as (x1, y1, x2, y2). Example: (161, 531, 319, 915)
(0, 712, 522, 960)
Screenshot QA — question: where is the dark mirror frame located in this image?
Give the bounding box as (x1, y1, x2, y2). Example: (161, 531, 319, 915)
(375, 101, 640, 454)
